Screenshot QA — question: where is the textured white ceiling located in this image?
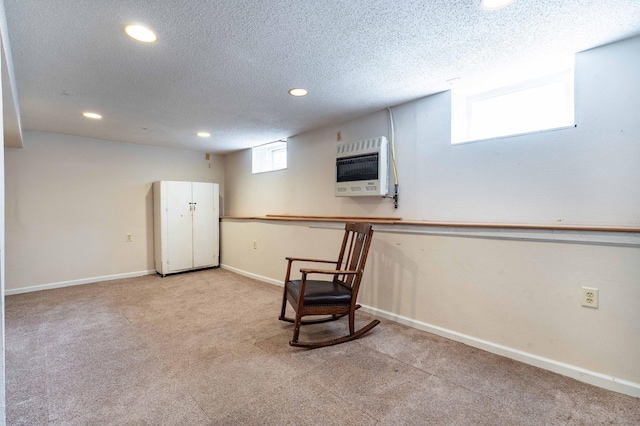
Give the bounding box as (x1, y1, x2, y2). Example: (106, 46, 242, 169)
(4, 0, 640, 153)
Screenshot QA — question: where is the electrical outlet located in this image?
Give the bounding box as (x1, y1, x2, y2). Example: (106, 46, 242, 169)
(253, 240, 257, 249)
(126, 234, 133, 242)
(337, 131, 342, 142)
(581, 287, 599, 308)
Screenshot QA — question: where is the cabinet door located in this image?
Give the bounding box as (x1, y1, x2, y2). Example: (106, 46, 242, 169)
(166, 181, 194, 272)
(192, 182, 217, 268)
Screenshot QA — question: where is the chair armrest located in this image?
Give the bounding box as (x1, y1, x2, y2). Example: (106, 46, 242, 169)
(286, 257, 338, 264)
(284, 257, 339, 284)
(299, 268, 358, 275)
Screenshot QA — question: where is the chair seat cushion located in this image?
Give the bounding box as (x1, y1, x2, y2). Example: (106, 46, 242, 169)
(287, 280, 352, 306)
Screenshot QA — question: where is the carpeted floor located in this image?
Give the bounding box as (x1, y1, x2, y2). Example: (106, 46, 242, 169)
(5, 268, 640, 425)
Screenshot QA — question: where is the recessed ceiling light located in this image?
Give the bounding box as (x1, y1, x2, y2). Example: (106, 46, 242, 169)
(197, 132, 211, 138)
(124, 24, 158, 43)
(480, 0, 515, 10)
(288, 88, 308, 97)
(82, 112, 102, 119)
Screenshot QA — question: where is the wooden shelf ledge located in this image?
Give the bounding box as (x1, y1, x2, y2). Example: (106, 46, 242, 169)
(220, 215, 640, 233)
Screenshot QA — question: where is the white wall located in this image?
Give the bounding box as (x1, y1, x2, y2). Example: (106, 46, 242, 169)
(221, 35, 640, 396)
(225, 36, 640, 226)
(0, 32, 6, 424)
(5, 131, 224, 292)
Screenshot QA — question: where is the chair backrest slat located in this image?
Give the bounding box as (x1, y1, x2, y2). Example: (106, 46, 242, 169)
(333, 223, 374, 293)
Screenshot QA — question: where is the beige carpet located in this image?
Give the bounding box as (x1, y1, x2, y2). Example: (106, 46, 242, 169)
(5, 268, 640, 425)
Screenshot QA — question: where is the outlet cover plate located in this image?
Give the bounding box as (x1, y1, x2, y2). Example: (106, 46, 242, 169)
(581, 287, 599, 308)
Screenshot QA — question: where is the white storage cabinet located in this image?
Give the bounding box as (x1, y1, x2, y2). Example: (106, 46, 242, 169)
(153, 181, 220, 276)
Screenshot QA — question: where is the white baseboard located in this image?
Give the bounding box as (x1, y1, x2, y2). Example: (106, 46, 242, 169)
(359, 306, 640, 398)
(4, 270, 157, 295)
(220, 264, 283, 286)
(221, 264, 640, 398)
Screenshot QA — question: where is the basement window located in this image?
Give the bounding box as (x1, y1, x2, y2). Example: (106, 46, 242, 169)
(252, 140, 287, 174)
(451, 68, 575, 144)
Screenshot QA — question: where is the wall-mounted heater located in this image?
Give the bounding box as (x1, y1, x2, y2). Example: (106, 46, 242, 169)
(335, 136, 388, 197)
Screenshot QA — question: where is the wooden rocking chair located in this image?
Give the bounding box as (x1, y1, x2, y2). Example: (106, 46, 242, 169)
(278, 222, 380, 348)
